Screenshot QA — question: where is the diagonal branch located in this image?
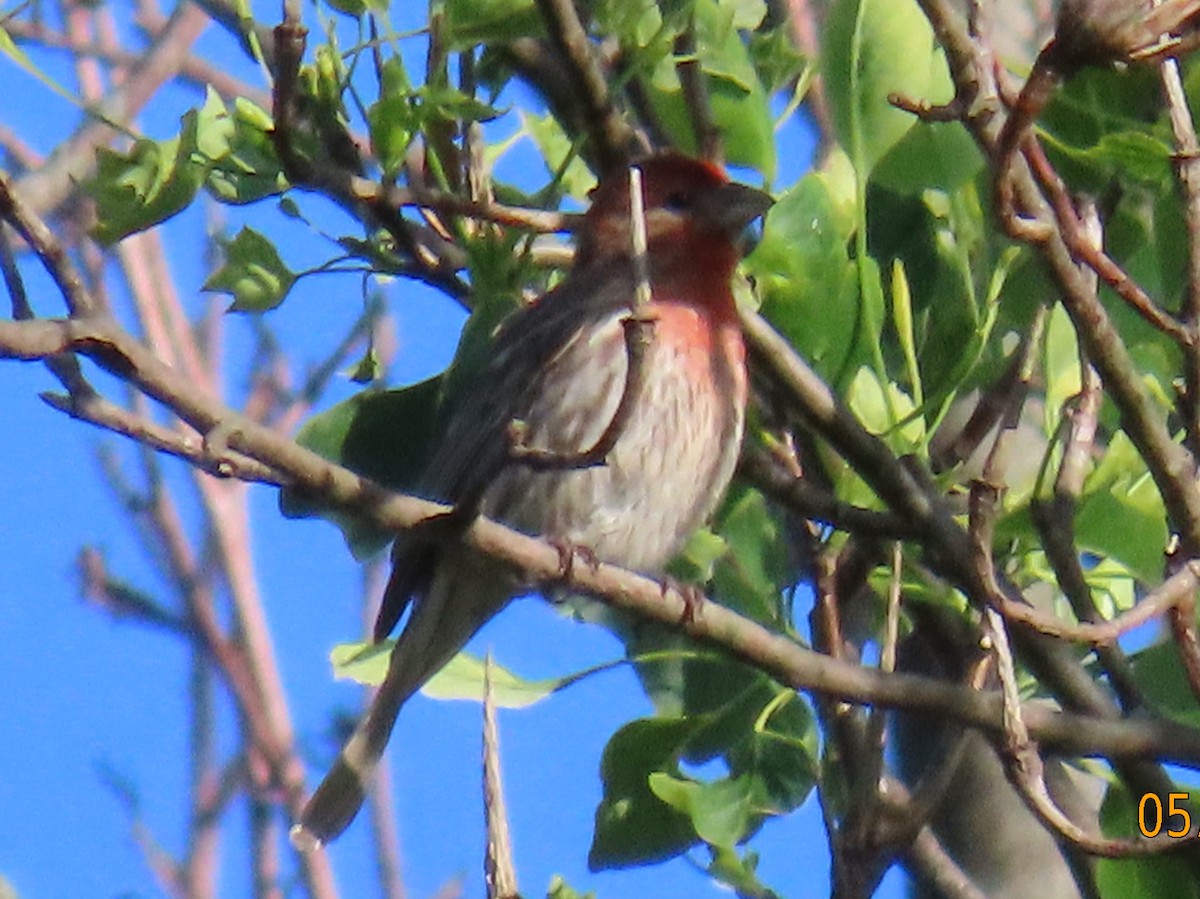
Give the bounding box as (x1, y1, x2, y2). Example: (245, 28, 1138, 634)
(6, 311, 1200, 766)
(533, 0, 644, 170)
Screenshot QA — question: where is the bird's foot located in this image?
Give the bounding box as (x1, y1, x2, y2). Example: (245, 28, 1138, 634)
(660, 576, 705, 627)
(546, 537, 600, 596)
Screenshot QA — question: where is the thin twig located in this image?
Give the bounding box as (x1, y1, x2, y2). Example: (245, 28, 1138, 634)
(77, 546, 189, 633)
(1031, 204, 1144, 709)
(482, 654, 517, 899)
(739, 445, 919, 540)
(1166, 567, 1200, 705)
(675, 25, 722, 164)
(533, 0, 642, 170)
(984, 608, 1190, 856)
(918, 0, 1200, 561)
(861, 544, 903, 810)
(0, 225, 34, 320)
(0, 170, 95, 315)
(41, 390, 285, 482)
(509, 166, 655, 470)
(1156, 10, 1200, 458)
(1023, 139, 1190, 340)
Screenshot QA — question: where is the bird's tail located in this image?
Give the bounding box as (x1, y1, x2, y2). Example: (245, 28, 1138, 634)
(291, 554, 511, 850)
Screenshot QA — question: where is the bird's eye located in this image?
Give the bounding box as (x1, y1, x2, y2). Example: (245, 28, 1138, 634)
(663, 190, 691, 211)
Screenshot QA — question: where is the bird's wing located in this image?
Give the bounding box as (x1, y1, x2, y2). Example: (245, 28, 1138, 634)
(373, 263, 637, 640)
(432, 263, 638, 501)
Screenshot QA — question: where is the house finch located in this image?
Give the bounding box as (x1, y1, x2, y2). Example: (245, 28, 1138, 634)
(292, 153, 772, 848)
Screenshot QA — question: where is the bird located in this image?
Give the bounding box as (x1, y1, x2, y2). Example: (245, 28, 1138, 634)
(292, 152, 773, 848)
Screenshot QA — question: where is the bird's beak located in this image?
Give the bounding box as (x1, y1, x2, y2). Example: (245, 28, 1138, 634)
(699, 182, 775, 235)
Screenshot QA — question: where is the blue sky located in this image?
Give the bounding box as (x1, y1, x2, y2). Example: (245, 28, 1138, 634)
(0, 5, 913, 898)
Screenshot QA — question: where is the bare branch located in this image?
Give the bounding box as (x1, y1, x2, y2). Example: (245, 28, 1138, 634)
(6, 310, 1200, 762)
(533, 0, 644, 170)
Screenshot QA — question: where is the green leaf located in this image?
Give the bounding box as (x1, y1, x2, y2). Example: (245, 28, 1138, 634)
(707, 75, 776, 179)
(594, 0, 673, 46)
(748, 25, 808, 94)
(419, 84, 503, 124)
(1105, 185, 1185, 306)
(648, 771, 758, 847)
(823, 0, 952, 177)
(368, 75, 503, 178)
(694, 0, 775, 177)
(592, 681, 815, 872)
(1075, 432, 1168, 584)
(366, 92, 415, 177)
(338, 235, 408, 276)
(707, 845, 778, 898)
(719, 0, 769, 30)
(745, 154, 859, 375)
(627, 0, 774, 176)
(330, 643, 571, 708)
(329, 641, 392, 684)
(590, 717, 702, 868)
(347, 345, 383, 384)
(691, 0, 764, 88)
(1129, 641, 1200, 728)
(279, 378, 442, 558)
(729, 701, 818, 813)
(324, 0, 388, 16)
(89, 120, 207, 244)
(367, 57, 417, 176)
(1096, 782, 1200, 898)
(279, 197, 303, 219)
(192, 87, 237, 160)
(624, 638, 817, 804)
(445, 0, 542, 46)
(523, 112, 595, 199)
(204, 96, 287, 204)
(846, 366, 923, 449)
(325, 0, 366, 15)
(1042, 303, 1082, 437)
(1041, 129, 1174, 188)
(669, 527, 730, 584)
(891, 259, 923, 407)
(1040, 65, 1168, 192)
(856, 252, 888, 386)
(203, 226, 297, 312)
(871, 119, 983, 194)
(546, 875, 595, 899)
(423, 652, 569, 706)
(88, 89, 283, 240)
(709, 487, 790, 624)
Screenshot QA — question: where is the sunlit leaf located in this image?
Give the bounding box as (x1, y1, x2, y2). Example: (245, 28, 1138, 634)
(823, 0, 952, 177)
(203, 226, 297, 312)
(329, 643, 572, 708)
(745, 154, 859, 375)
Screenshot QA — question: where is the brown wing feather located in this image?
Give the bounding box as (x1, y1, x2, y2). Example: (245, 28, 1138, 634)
(372, 262, 638, 640)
